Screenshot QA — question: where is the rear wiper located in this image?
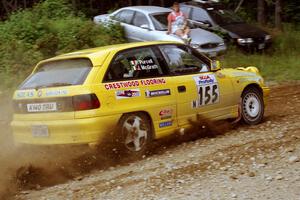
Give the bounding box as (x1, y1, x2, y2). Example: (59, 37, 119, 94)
(34, 83, 73, 90)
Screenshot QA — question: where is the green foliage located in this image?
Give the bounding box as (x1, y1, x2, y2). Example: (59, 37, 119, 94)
(273, 25, 300, 54)
(0, 0, 125, 91)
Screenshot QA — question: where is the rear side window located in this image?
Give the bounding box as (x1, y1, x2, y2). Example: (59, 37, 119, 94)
(180, 6, 192, 18)
(191, 8, 211, 22)
(20, 58, 92, 90)
(133, 12, 149, 27)
(113, 10, 135, 24)
(105, 47, 165, 81)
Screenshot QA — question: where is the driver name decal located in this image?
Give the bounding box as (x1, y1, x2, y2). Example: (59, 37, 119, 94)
(129, 58, 159, 71)
(192, 74, 220, 108)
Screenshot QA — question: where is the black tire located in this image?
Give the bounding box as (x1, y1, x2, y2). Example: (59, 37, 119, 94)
(112, 112, 152, 158)
(241, 87, 264, 125)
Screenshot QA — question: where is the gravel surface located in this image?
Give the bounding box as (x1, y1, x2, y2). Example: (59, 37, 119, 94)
(1, 83, 299, 200)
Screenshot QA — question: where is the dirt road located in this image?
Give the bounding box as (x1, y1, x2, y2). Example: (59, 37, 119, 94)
(1, 83, 300, 200)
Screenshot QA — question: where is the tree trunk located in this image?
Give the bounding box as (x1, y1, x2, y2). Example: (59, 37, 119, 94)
(257, 0, 266, 25)
(136, 0, 143, 5)
(159, 0, 165, 6)
(275, 0, 283, 30)
(71, 0, 77, 11)
(234, 0, 244, 13)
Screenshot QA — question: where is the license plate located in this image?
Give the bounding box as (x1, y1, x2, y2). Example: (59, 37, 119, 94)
(258, 43, 265, 49)
(31, 125, 49, 137)
(27, 102, 57, 112)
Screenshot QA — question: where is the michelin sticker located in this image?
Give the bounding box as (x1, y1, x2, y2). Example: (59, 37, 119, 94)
(159, 121, 172, 128)
(116, 89, 140, 99)
(145, 89, 171, 98)
(192, 74, 220, 108)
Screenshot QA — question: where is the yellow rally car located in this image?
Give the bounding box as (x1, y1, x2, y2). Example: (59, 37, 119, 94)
(11, 41, 269, 153)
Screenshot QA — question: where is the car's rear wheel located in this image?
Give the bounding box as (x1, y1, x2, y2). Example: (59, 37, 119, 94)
(241, 87, 264, 125)
(113, 113, 152, 158)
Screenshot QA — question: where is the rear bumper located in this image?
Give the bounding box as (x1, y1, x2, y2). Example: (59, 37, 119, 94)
(11, 114, 121, 146)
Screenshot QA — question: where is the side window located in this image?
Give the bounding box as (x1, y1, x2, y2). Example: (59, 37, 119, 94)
(132, 12, 149, 27)
(191, 8, 211, 22)
(113, 10, 135, 24)
(180, 6, 192, 18)
(105, 47, 165, 81)
(159, 45, 210, 75)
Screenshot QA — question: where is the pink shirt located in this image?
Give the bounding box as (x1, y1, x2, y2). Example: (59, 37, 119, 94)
(167, 11, 186, 23)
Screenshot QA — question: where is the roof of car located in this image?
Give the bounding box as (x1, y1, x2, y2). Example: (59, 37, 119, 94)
(182, 1, 225, 9)
(40, 41, 180, 66)
(120, 6, 172, 14)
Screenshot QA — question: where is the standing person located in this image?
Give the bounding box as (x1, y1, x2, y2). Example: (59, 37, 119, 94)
(167, 2, 191, 42)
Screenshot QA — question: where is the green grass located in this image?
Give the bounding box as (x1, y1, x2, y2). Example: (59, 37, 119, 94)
(221, 26, 300, 82)
(221, 50, 300, 81)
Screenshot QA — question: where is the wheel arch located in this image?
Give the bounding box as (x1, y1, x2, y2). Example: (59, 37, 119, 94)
(118, 110, 155, 139)
(241, 83, 263, 97)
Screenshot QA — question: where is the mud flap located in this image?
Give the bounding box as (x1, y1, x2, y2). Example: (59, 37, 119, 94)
(232, 98, 242, 124)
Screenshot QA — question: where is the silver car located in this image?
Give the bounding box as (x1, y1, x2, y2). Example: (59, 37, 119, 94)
(94, 6, 226, 57)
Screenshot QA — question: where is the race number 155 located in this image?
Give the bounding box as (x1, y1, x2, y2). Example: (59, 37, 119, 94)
(197, 84, 219, 106)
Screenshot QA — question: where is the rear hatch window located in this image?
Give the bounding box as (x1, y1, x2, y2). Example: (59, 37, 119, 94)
(20, 58, 93, 90)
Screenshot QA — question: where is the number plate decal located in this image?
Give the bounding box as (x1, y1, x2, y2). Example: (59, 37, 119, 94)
(258, 43, 265, 49)
(27, 102, 57, 112)
(192, 74, 220, 108)
(31, 125, 49, 137)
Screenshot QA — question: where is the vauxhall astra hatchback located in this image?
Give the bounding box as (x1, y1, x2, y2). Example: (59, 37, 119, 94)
(11, 41, 269, 154)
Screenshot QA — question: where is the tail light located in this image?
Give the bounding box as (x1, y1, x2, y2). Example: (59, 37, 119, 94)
(72, 94, 100, 111)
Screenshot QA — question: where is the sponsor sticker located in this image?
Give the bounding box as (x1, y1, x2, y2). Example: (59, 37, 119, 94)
(116, 89, 140, 99)
(37, 90, 43, 97)
(232, 72, 257, 77)
(104, 78, 166, 90)
(192, 74, 220, 108)
(159, 109, 173, 120)
(45, 90, 68, 97)
(193, 74, 217, 85)
(159, 121, 172, 128)
(145, 89, 171, 98)
(16, 90, 34, 98)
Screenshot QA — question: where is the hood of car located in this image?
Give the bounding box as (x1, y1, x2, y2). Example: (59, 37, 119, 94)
(93, 14, 110, 24)
(221, 23, 268, 38)
(189, 28, 224, 45)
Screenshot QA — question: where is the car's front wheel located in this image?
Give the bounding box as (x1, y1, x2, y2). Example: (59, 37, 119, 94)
(241, 87, 264, 125)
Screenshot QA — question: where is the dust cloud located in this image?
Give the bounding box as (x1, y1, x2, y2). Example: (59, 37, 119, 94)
(0, 93, 235, 199)
(0, 95, 120, 199)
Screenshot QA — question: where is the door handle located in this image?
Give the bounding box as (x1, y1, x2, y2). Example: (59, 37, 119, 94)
(177, 85, 186, 93)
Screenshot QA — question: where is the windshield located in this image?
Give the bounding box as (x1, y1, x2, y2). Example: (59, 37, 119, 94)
(20, 58, 92, 90)
(209, 9, 244, 25)
(150, 12, 170, 31)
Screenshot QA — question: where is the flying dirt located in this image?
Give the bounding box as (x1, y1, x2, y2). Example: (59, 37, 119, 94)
(0, 83, 299, 200)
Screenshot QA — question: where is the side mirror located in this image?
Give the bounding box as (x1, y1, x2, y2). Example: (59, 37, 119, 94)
(211, 60, 221, 71)
(198, 20, 212, 27)
(140, 24, 151, 30)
